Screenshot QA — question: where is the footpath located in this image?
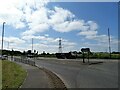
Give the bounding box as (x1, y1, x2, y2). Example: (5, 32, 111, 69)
(16, 62, 52, 88)
(12, 58, 67, 89)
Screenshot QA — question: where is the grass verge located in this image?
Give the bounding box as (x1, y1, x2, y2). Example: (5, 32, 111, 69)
(0, 60, 2, 89)
(2, 60, 27, 89)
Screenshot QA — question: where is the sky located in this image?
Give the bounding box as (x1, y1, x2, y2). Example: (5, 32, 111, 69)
(0, 0, 119, 53)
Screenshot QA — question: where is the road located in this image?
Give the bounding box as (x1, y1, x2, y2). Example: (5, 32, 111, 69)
(35, 58, 118, 88)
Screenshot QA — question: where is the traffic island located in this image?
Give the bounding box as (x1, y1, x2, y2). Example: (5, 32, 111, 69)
(39, 67, 67, 89)
(89, 61, 103, 65)
(81, 61, 103, 65)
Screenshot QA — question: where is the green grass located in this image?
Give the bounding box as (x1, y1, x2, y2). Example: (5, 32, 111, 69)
(77, 53, 120, 59)
(2, 60, 27, 89)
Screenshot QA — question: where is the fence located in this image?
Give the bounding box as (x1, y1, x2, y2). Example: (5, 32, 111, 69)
(13, 56, 35, 66)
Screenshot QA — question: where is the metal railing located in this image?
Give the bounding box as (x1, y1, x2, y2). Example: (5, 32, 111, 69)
(13, 56, 35, 66)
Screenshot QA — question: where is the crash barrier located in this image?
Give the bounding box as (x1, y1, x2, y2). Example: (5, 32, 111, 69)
(14, 57, 35, 66)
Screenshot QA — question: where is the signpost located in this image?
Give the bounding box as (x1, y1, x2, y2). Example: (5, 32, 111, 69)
(81, 48, 90, 63)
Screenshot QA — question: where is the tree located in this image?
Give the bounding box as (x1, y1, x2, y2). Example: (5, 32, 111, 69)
(47, 53, 50, 55)
(34, 50, 36, 53)
(42, 51, 46, 55)
(27, 50, 32, 54)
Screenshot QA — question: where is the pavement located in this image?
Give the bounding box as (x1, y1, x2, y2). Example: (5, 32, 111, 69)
(15, 62, 52, 88)
(15, 61, 66, 89)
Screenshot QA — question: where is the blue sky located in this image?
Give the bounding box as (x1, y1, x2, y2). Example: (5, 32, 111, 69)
(47, 2, 118, 43)
(0, 1, 119, 53)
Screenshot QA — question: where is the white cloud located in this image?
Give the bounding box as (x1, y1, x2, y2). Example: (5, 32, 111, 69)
(0, 0, 49, 29)
(21, 34, 77, 53)
(78, 30, 97, 36)
(0, 0, 25, 29)
(21, 4, 50, 36)
(48, 7, 99, 34)
(52, 20, 86, 32)
(0, 1, 117, 52)
(80, 42, 108, 52)
(80, 40, 118, 52)
(77, 21, 98, 37)
(0, 36, 26, 51)
(18, 3, 100, 37)
(32, 43, 58, 53)
(49, 7, 89, 32)
(49, 7, 75, 24)
(85, 34, 113, 43)
(44, 34, 49, 37)
(87, 21, 98, 31)
(22, 23, 49, 36)
(4, 36, 25, 44)
(21, 6, 77, 34)
(28, 7, 49, 23)
(78, 34, 118, 52)
(22, 34, 76, 46)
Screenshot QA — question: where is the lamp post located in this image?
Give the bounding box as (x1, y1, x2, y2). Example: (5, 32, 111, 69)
(1, 22, 5, 57)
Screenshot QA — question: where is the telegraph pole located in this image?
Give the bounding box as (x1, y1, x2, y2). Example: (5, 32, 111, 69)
(108, 28, 111, 58)
(1, 22, 5, 57)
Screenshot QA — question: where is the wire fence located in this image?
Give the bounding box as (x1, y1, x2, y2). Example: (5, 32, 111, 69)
(8, 56, 35, 66)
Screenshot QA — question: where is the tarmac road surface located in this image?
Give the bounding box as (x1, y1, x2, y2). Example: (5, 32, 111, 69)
(14, 60, 67, 88)
(35, 58, 118, 88)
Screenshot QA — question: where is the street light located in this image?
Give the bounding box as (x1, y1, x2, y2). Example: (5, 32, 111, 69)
(1, 22, 5, 58)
